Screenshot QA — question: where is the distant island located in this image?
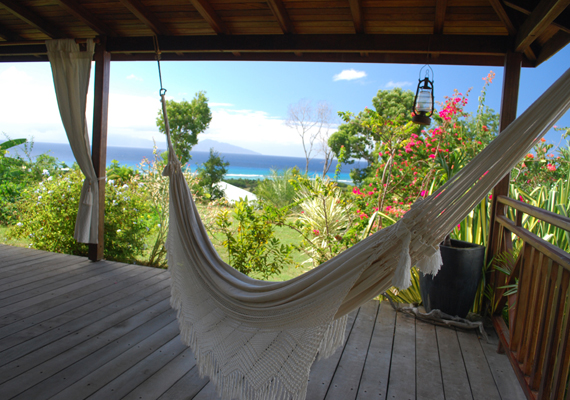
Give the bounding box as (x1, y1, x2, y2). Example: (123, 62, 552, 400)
(193, 139, 261, 155)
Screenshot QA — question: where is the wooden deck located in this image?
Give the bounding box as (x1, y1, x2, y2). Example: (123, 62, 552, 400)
(0, 244, 525, 400)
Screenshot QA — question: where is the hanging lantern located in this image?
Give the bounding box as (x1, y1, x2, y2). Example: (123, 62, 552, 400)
(412, 65, 434, 125)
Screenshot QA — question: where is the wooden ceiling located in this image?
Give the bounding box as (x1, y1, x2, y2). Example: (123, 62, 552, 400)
(0, 0, 569, 66)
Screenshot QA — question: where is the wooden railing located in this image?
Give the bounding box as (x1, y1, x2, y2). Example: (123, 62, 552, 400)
(491, 195, 570, 400)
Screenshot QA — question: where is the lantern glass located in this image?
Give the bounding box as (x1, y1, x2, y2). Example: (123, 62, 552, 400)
(416, 88, 433, 113)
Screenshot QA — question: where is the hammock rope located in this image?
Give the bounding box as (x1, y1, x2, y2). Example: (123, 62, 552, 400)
(161, 67, 570, 400)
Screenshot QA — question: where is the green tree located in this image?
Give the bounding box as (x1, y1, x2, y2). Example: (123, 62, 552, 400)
(328, 87, 417, 183)
(156, 91, 212, 165)
(197, 148, 229, 200)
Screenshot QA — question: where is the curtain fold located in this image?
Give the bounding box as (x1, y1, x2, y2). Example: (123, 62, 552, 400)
(46, 39, 98, 244)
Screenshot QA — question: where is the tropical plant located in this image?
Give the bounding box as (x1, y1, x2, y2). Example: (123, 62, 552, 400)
(289, 177, 355, 267)
(255, 168, 300, 209)
(384, 267, 422, 305)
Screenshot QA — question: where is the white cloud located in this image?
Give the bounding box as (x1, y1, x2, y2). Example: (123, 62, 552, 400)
(333, 69, 367, 81)
(126, 74, 143, 81)
(385, 80, 413, 88)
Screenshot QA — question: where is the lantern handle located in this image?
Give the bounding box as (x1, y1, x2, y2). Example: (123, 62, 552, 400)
(418, 64, 434, 82)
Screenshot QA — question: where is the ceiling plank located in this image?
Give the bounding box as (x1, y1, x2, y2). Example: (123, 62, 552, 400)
(348, 0, 364, 34)
(488, 0, 517, 35)
(188, 0, 230, 35)
(55, 0, 115, 36)
(515, 0, 570, 52)
(434, 0, 448, 34)
(536, 29, 570, 64)
(0, 0, 63, 38)
(266, 0, 296, 34)
(0, 21, 23, 41)
(119, 0, 172, 36)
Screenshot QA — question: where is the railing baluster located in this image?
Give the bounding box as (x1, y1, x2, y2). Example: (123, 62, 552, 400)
(523, 252, 546, 376)
(538, 265, 566, 399)
(530, 259, 556, 391)
(512, 246, 535, 360)
(550, 269, 570, 400)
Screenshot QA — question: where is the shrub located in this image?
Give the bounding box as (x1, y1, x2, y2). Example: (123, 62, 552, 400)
(214, 199, 297, 279)
(11, 167, 152, 263)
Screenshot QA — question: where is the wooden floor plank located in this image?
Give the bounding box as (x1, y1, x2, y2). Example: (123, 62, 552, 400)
(192, 381, 220, 400)
(48, 320, 181, 400)
(305, 308, 359, 400)
(0, 268, 165, 341)
(122, 347, 198, 400)
(157, 364, 209, 400)
(0, 266, 164, 329)
(480, 329, 527, 400)
(0, 286, 171, 379)
(88, 334, 187, 400)
(0, 258, 103, 297)
(457, 329, 502, 400)
(0, 263, 140, 318)
(9, 308, 177, 400)
(386, 311, 416, 400)
(0, 252, 70, 278)
(436, 326, 473, 399)
(415, 320, 445, 400)
(0, 261, 126, 306)
(325, 301, 378, 400)
(356, 301, 397, 400)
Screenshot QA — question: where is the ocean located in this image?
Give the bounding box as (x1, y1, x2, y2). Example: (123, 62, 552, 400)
(13, 142, 363, 183)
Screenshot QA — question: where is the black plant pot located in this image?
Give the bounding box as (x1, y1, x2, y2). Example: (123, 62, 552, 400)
(419, 239, 485, 318)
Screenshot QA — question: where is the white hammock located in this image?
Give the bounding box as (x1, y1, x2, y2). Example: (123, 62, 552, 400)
(163, 67, 570, 400)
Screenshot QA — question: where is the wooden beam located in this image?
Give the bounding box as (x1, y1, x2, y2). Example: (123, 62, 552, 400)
(55, 0, 115, 36)
(487, 50, 522, 270)
(515, 0, 570, 52)
(266, 0, 296, 34)
(0, 0, 64, 38)
(0, 21, 23, 42)
(188, 0, 230, 35)
(488, 0, 518, 35)
(536, 29, 570, 64)
(434, 0, 448, 34)
(89, 38, 111, 262)
(348, 0, 364, 34)
(504, 0, 570, 34)
(119, 0, 172, 35)
(105, 34, 510, 55)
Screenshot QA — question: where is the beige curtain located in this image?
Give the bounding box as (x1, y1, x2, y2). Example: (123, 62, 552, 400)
(46, 39, 98, 244)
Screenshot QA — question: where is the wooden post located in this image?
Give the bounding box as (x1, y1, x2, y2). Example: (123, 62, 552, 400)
(486, 50, 522, 292)
(88, 37, 110, 262)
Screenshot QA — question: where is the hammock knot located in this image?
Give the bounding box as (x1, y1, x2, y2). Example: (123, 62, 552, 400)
(416, 245, 443, 276)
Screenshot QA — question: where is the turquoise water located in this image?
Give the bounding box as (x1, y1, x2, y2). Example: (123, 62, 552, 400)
(15, 142, 362, 183)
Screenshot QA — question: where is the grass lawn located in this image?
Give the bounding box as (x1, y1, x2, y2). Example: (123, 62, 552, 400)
(0, 225, 27, 248)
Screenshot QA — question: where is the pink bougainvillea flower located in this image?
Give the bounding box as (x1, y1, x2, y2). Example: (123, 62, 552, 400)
(420, 190, 427, 196)
(547, 163, 556, 172)
(428, 154, 436, 159)
(313, 229, 320, 235)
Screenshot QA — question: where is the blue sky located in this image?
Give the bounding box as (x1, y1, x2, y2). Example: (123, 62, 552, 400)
(0, 44, 568, 157)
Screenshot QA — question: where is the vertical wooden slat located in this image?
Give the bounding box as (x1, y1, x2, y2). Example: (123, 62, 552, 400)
(531, 259, 556, 390)
(487, 50, 522, 268)
(538, 265, 567, 399)
(511, 245, 535, 358)
(551, 270, 570, 400)
(522, 252, 545, 375)
(88, 37, 111, 262)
